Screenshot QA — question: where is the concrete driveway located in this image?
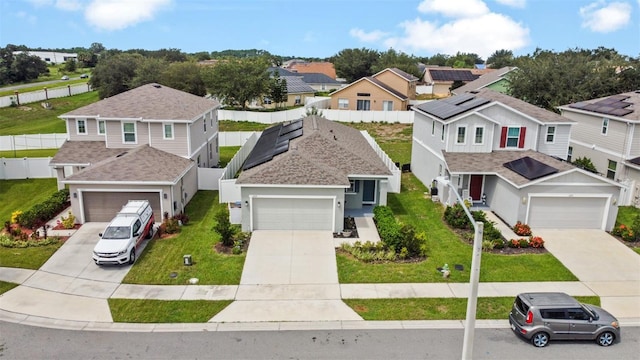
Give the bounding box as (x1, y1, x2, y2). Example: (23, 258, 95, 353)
(211, 230, 362, 322)
(534, 229, 640, 318)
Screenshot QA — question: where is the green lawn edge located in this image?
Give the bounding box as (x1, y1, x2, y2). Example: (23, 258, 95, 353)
(109, 298, 232, 323)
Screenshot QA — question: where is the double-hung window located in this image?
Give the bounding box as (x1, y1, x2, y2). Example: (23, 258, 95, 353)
(382, 101, 393, 111)
(506, 127, 520, 147)
(456, 126, 466, 144)
(602, 118, 609, 135)
(122, 122, 136, 144)
(163, 123, 174, 140)
(546, 126, 555, 143)
(607, 160, 617, 180)
(338, 98, 349, 109)
(76, 119, 87, 135)
(474, 126, 484, 144)
(97, 120, 105, 135)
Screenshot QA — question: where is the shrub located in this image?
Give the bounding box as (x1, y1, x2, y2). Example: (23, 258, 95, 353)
(630, 215, 640, 242)
(18, 189, 70, 229)
(60, 211, 76, 229)
(11, 210, 22, 224)
(444, 203, 471, 229)
(0, 233, 60, 248)
(529, 236, 545, 248)
(492, 239, 505, 249)
(509, 239, 521, 248)
(483, 221, 503, 242)
(482, 240, 495, 251)
(373, 205, 426, 258)
(163, 218, 180, 234)
(513, 221, 532, 236)
(519, 238, 530, 248)
(214, 208, 236, 247)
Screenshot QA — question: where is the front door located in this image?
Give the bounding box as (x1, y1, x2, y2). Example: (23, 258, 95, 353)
(469, 175, 483, 200)
(363, 180, 376, 204)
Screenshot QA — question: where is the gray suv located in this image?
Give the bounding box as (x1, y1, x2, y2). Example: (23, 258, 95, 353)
(509, 292, 620, 347)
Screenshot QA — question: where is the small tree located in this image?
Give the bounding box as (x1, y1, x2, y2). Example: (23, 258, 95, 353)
(573, 156, 597, 173)
(214, 208, 236, 247)
(63, 59, 77, 72)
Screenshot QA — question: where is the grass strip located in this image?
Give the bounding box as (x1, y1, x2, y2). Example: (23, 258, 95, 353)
(0, 242, 63, 269)
(0, 280, 19, 295)
(109, 299, 232, 323)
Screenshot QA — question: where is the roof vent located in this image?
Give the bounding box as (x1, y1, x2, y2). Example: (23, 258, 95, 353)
(116, 152, 128, 157)
(153, 84, 161, 88)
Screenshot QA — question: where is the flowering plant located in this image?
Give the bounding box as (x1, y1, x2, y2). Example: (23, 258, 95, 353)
(513, 221, 532, 236)
(529, 236, 545, 248)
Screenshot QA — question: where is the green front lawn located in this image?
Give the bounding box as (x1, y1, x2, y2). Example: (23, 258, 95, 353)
(616, 206, 640, 227)
(109, 299, 232, 323)
(0, 149, 59, 158)
(0, 178, 58, 223)
(0, 241, 63, 269)
(344, 296, 600, 321)
(337, 174, 578, 283)
(123, 191, 245, 285)
(0, 91, 99, 135)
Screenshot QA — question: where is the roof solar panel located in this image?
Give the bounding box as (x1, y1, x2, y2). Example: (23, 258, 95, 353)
(445, 93, 474, 105)
(609, 108, 633, 116)
(280, 119, 303, 134)
(503, 156, 558, 180)
(279, 127, 303, 141)
(569, 96, 633, 116)
(242, 120, 305, 170)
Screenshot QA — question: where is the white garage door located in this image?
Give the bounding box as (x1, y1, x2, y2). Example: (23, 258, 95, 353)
(253, 198, 334, 231)
(528, 197, 606, 229)
(83, 192, 161, 222)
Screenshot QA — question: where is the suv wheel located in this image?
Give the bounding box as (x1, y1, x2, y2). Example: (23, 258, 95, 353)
(597, 331, 614, 346)
(129, 249, 136, 264)
(531, 332, 549, 347)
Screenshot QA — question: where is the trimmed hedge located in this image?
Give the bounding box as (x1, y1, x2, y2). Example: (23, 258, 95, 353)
(18, 189, 70, 229)
(373, 205, 424, 258)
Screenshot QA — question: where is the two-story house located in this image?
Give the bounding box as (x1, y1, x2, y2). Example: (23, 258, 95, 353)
(411, 88, 621, 231)
(329, 68, 418, 111)
(559, 91, 640, 206)
(49, 83, 221, 223)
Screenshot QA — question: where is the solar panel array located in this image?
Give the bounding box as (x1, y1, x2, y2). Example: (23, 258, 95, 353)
(429, 69, 478, 81)
(503, 156, 558, 180)
(417, 93, 490, 119)
(242, 119, 304, 171)
(569, 95, 633, 117)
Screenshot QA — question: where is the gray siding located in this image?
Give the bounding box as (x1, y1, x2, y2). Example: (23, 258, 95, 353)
(537, 124, 571, 158)
(413, 113, 446, 153)
(479, 105, 540, 151)
(105, 120, 149, 148)
(447, 114, 494, 153)
(148, 122, 189, 157)
(66, 117, 105, 141)
(486, 177, 521, 227)
(565, 111, 627, 154)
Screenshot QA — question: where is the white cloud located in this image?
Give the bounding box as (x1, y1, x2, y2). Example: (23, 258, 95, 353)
(84, 0, 172, 31)
(417, 0, 490, 18)
(385, 13, 529, 59)
(25, 0, 53, 7)
(349, 28, 389, 42)
(352, 0, 529, 59)
(580, 1, 632, 33)
(494, 0, 526, 8)
(55, 0, 82, 11)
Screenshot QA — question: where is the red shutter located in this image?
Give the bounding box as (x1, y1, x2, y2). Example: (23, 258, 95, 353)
(518, 127, 526, 148)
(499, 127, 507, 148)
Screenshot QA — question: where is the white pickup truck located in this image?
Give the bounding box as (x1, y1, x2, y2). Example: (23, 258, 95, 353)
(92, 200, 155, 265)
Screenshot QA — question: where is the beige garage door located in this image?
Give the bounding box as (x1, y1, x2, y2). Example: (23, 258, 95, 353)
(528, 197, 606, 229)
(83, 192, 161, 222)
(253, 198, 334, 231)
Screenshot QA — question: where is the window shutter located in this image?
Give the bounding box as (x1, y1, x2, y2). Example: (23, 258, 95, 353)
(518, 127, 526, 148)
(500, 127, 507, 148)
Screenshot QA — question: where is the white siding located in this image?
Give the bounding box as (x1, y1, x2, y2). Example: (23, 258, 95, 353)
(564, 111, 627, 154)
(479, 105, 539, 151)
(447, 114, 494, 153)
(537, 124, 571, 158)
(147, 122, 189, 157)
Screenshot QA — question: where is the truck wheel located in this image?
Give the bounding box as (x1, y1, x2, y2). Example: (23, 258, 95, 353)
(146, 225, 154, 239)
(129, 249, 136, 264)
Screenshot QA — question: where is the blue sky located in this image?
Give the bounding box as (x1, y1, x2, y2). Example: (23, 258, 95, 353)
(1, 0, 639, 60)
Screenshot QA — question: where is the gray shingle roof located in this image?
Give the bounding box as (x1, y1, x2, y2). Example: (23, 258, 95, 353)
(61, 83, 219, 121)
(298, 73, 342, 84)
(388, 68, 419, 81)
(62, 144, 193, 183)
(236, 116, 391, 186)
(560, 91, 640, 121)
(50, 141, 124, 165)
(443, 149, 576, 186)
(281, 76, 316, 94)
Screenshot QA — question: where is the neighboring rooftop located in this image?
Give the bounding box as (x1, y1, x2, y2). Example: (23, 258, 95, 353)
(281, 76, 316, 94)
(426, 68, 479, 82)
(288, 62, 337, 79)
(452, 66, 516, 95)
(562, 91, 640, 121)
(61, 83, 220, 121)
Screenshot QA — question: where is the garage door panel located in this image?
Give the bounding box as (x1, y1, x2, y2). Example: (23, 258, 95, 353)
(253, 198, 333, 231)
(529, 197, 605, 229)
(83, 192, 161, 222)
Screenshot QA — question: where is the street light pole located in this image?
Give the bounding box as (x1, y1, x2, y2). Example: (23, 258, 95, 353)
(436, 178, 483, 360)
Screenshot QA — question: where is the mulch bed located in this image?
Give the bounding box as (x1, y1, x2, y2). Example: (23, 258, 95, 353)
(451, 228, 548, 255)
(214, 237, 251, 254)
(609, 233, 640, 251)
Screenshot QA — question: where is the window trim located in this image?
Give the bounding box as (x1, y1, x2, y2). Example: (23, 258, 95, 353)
(382, 100, 393, 111)
(122, 121, 137, 144)
(163, 123, 174, 140)
(346, 180, 360, 194)
(97, 120, 105, 135)
(546, 126, 556, 143)
(456, 125, 466, 144)
(338, 98, 349, 109)
(76, 119, 87, 135)
(607, 159, 617, 180)
(474, 126, 484, 145)
(506, 127, 521, 148)
(431, 120, 435, 136)
(602, 118, 609, 135)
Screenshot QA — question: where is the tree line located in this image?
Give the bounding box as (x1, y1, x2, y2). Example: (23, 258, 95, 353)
(2, 43, 638, 112)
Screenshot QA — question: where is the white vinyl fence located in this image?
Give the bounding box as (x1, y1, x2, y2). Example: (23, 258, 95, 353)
(219, 108, 415, 124)
(1, 157, 56, 180)
(0, 133, 68, 151)
(0, 83, 93, 108)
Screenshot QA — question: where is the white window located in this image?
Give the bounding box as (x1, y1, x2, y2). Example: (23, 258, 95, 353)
(546, 126, 555, 143)
(76, 119, 86, 135)
(263, 97, 272, 105)
(441, 124, 445, 142)
(382, 101, 393, 111)
(338, 98, 349, 109)
(122, 122, 136, 143)
(602, 118, 609, 135)
(567, 146, 573, 162)
(506, 127, 520, 147)
(294, 95, 301, 105)
(346, 180, 359, 193)
(607, 160, 616, 180)
(356, 99, 370, 110)
(163, 123, 173, 140)
(431, 120, 435, 136)
(456, 126, 466, 144)
(474, 126, 484, 144)
(97, 120, 105, 135)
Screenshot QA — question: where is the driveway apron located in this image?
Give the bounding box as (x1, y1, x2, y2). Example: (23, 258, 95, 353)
(211, 230, 362, 322)
(534, 229, 640, 318)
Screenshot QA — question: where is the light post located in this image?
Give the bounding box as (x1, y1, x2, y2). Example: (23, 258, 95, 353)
(436, 178, 483, 360)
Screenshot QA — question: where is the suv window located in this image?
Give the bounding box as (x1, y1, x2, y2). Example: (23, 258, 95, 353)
(515, 296, 529, 314)
(133, 220, 141, 235)
(540, 309, 567, 319)
(568, 308, 590, 320)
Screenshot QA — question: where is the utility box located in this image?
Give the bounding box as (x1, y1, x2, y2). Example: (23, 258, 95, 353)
(183, 254, 192, 266)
